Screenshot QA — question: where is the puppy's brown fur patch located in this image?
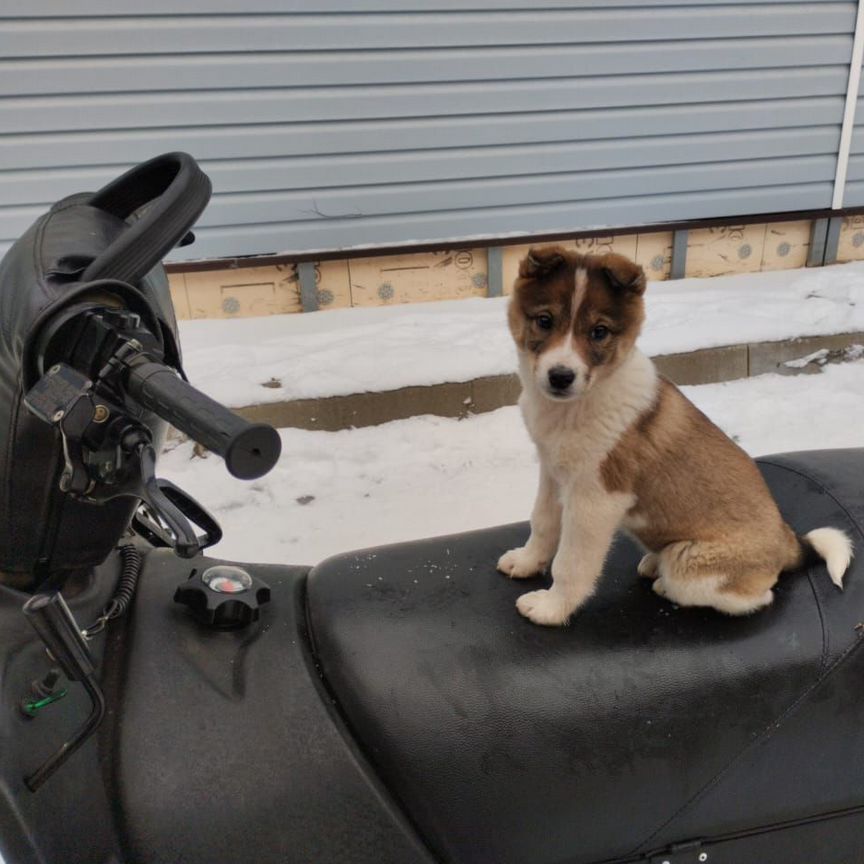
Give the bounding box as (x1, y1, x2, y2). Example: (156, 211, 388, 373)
(602, 377, 800, 599)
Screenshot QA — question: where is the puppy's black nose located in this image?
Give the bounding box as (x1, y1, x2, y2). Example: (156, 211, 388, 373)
(548, 366, 576, 390)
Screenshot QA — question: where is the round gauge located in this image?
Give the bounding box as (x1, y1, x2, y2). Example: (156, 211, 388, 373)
(201, 565, 253, 594)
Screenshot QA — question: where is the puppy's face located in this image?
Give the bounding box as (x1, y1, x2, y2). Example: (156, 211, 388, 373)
(508, 246, 646, 402)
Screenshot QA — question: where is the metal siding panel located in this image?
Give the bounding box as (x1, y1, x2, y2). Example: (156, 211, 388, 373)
(0, 128, 843, 206)
(2, 38, 853, 97)
(190, 156, 838, 226)
(843, 47, 864, 201)
(0, 97, 847, 171)
(0, 68, 849, 134)
(851, 118, 864, 155)
(2, 0, 850, 14)
(110, 183, 840, 261)
(844, 153, 864, 181)
(0, 3, 854, 259)
(842, 179, 864, 205)
(0, 182, 834, 263)
(1, 6, 856, 56)
(1, 155, 834, 239)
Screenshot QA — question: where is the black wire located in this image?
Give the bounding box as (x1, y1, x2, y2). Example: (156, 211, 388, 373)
(83, 543, 142, 636)
(104, 543, 141, 620)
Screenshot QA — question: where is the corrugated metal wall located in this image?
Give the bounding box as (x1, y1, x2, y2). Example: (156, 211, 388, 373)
(0, 1, 859, 262)
(843, 49, 864, 204)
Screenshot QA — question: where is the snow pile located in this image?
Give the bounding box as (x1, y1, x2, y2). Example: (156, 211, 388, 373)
(784, 343, 864, 369)
(179, 262, 864, 408)
(160, 360, 864, 567)
(784, 348, 830, 369)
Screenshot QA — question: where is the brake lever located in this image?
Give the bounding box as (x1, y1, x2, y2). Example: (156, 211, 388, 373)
(134, 445, 222, 558)
(23, 364, 96, 495)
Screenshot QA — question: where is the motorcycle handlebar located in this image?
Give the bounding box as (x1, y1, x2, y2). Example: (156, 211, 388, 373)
(125, 360, 281, 480)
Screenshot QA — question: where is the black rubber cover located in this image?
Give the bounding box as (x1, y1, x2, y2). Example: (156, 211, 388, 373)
(82, 152, 211, 286)
(126, 360, 281, 479)
(307, 449, 864, 864)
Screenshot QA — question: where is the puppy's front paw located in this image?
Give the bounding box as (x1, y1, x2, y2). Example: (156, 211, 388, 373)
(497, 547, 547, 579)
(516, 589, 573, 627)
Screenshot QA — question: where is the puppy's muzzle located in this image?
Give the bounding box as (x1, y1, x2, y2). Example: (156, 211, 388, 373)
(547, 365, 576, 394)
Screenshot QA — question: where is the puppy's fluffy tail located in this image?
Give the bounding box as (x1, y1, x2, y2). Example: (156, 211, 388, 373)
(791, 528, 854, 588)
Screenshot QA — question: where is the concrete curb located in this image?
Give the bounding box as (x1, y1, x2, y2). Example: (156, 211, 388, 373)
(234, 331, 864, 431)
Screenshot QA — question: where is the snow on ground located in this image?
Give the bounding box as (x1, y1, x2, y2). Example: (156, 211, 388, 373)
(160, 360, 864, 568)
(179, 263, 864, 408)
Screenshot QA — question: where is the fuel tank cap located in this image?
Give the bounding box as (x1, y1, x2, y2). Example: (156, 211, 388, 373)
(174, 565, 270, 629)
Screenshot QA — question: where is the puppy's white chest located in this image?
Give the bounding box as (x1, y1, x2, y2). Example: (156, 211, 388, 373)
(527, 413, 608, 484)
(520, 349, 660, 482)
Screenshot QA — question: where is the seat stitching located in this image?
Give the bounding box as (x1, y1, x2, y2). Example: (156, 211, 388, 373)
(633, 634, 864, 854)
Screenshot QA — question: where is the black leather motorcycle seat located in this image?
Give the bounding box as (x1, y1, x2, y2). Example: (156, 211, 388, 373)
(307, 450, 864, 864)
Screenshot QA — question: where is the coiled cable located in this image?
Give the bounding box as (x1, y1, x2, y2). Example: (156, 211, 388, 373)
(82, 543, 142, 638)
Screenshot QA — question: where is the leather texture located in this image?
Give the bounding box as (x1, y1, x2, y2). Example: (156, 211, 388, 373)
(307, 449, 864, 864)
(0, 191, 181, 580)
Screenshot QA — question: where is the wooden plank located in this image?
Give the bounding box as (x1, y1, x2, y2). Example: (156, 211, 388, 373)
(155, 217, 847, 320)
(685, 224, 768, 277)
(183, 264, 301, 318)
(760, 220, 812, 270)
(634, 232, 673, 281)
(573, 234, 638, 258)
(502, 243, 534, 296)
(347, 249, 488, 306)
(835, 214, 864, 261)
(167, 273, 190, 321)
(315, 259, 353, 310)
(502, 233, 669, 295)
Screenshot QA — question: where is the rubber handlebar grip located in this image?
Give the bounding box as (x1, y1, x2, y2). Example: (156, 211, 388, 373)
(126, 361, 280, 480)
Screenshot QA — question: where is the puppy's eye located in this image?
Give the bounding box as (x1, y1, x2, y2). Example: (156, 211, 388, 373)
(589, 325, 610, 341)
(535, 314, 554, 331)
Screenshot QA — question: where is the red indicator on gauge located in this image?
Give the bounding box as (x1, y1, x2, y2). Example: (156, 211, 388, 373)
(201, 566, 253, 594)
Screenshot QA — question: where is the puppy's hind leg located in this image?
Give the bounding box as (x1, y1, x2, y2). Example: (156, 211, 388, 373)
(655, 575, 774, 615)
(651, 541, 775, 615)
(498, 465, 561, 579)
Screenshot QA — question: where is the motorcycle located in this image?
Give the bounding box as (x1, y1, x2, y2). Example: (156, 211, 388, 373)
(0, 153, 862, 864)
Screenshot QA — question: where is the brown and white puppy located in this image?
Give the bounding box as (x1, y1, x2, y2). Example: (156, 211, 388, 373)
(498, 245, 853, 627)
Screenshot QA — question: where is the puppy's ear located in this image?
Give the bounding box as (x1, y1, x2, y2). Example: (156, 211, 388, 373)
(519, 245, 567, 280)
(601, 254, 646, 296)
